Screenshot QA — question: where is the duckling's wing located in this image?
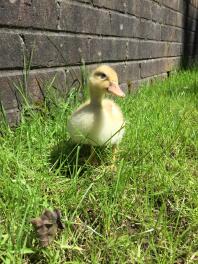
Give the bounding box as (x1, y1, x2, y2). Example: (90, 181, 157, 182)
(67, 104, 96, 144)
(102, 99, 125, 145)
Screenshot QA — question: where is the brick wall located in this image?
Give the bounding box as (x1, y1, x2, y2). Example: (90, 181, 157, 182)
(0, 0, 198, 124)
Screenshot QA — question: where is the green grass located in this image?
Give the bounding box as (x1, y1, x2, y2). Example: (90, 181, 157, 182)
(0, 69, 198, 263)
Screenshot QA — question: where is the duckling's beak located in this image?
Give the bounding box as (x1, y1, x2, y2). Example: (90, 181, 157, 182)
(108, 82, 125, 97)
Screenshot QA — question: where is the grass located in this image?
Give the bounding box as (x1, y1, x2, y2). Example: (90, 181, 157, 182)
(0, 68, 198, 263)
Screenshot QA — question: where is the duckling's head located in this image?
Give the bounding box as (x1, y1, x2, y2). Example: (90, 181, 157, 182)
(89, 65, 125, 98)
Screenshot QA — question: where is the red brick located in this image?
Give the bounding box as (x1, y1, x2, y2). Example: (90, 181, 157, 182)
(0, 33, 23, 69)
(0, 0, 58, 30)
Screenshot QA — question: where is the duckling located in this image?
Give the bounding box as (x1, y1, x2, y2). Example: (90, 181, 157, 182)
(67, 65, 125, 160)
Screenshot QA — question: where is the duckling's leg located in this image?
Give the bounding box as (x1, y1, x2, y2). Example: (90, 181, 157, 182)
(112, 144, 118, 163)
(109, 144, 118, 171)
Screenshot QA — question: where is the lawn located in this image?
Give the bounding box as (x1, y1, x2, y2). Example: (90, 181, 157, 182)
(0, 68, 198, 263)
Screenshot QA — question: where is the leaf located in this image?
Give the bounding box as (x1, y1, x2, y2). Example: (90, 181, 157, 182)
(60, 244, 84, 252)
(20, 248, 34, 254)
(31, 208, 65, 247)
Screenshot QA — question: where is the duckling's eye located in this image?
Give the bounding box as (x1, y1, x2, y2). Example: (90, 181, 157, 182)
(95, 72, 107, 79)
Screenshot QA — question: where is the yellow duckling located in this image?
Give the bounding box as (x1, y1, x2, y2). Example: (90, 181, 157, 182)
(67, 65, 125, 149)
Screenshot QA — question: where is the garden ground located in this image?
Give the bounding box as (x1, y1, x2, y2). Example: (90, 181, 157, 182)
(0, 68, 198, 263)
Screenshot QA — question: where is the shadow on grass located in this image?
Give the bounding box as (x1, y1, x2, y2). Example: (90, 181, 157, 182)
(49, 140, 110, 176)
(50, 140, 90, 176)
